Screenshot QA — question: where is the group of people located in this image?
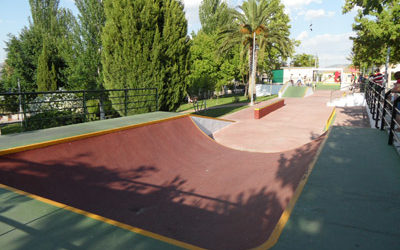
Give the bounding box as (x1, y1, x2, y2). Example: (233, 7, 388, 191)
(369, 68, 400, 131)
(289, 74, 312, 87)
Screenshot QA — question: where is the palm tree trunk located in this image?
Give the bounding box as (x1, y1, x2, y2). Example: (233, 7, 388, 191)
(248, 45, 253, 100)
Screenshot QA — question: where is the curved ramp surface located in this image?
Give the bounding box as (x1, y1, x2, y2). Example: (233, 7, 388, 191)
(0, 116, 324, 249)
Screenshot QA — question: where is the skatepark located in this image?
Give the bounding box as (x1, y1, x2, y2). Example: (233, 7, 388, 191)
(0, 87, 399, 250)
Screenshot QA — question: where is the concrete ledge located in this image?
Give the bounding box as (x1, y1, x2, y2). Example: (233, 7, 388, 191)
(254, 99, 285, 119)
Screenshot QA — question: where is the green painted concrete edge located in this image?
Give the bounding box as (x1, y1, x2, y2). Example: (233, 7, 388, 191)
(0, 112, 181, 151)
(0, 186, 184, 250)
(272, 126, 400, 250)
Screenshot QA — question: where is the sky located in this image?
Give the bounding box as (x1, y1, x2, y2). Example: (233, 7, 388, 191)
(0, 0, 359, 67)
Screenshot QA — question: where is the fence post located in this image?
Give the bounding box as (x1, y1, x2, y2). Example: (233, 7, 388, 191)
(83, 91, 87, 122)
(375, 87, 383, 128)
(155, 88, 158, 111)
(21, 93, 27, 130)
(388, 96, 400, 145)
(380, 91, 391, 130)
(124, 89, 128, 116)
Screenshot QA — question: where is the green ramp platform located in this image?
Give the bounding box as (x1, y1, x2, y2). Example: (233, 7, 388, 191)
(273, 126, 400, 249)
(0, 111, 182, 151)
(282, 86, 308, 98)
(0, 185, 184, 250)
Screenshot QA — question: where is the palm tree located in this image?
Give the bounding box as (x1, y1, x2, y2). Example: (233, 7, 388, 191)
(218, 0, 293, 105)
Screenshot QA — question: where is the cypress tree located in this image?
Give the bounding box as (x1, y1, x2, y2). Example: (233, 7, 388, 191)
(50, 63, 57, 90)
(159, 0, 190, 111)
(102, 0, 190, 113)
(65, 0, 105, 91)
(37, 39, 57, 91)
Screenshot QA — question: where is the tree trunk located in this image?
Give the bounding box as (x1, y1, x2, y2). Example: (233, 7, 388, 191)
(248, 45, 253, 99)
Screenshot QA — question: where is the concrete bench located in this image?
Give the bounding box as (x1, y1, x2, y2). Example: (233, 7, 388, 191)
(254, 99, 285, 119)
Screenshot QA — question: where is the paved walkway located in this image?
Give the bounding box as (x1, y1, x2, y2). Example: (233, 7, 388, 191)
(213, 91, 335, 152)
(273, 126, 400, 249)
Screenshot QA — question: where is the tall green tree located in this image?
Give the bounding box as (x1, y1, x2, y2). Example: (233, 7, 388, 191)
(199, 0, 230, 35)
(102, 0, 190, 112)
(0, 28, 41, 92)
(29, 0, 75, 90)
(64, 0, 105, 91)
(292, 53, 318, 67)
(218, 0, 294, 100)
(189, 0, 241, 97)
(345, 0, 400, 68)
(343, 0, 395, 14)
(1, 0, 75, 92)
(37, 39, 57, 92)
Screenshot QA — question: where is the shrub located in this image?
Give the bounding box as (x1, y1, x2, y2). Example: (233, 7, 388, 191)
(25, 110, 84, 131)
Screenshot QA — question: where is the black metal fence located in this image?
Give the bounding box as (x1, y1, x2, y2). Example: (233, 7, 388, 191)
(0, 88, 158, 132)
(365, 80, 400, 146)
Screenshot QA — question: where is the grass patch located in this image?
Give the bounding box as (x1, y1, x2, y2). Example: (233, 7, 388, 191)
(177, 94, 279, 112)
(1, 123, 23, 135)
(194, 95, 277, 118)
(177, 95, 249, 112)
(195, 105, 249, 118)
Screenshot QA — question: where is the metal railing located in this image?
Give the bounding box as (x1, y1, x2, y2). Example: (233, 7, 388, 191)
(365, 80, 400, 146)
(0, 88, 158, 132)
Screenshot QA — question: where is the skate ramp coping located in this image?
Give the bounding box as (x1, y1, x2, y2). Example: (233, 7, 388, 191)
(327, 93, 366, 107)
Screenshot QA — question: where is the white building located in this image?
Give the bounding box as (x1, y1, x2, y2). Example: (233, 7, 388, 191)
(282, 67, 346, 85)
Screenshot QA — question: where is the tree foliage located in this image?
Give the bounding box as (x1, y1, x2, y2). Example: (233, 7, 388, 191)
(347, 0, 400, 68)
(63, 0, 105, 91)
(188, 31, 241, 96)
(292, 53, 318, 67)
(1, 28, 40, 92)
(217, 0, 295, 96)
(1, 0, 75, 92)
(199, 0, 230, 35)
(102, 0, 190, 112)
(343, 0, 395, 15)
(37, 38, 57, 91)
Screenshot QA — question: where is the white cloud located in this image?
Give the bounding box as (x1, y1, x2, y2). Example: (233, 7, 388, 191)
(282, 0, 322, 9)
(182, 0, 202, 33)
(296, 31, 309, 40)
(298, 9, 335, 20)
(296, 32, 355, 67)
(183, 0, 202, 8)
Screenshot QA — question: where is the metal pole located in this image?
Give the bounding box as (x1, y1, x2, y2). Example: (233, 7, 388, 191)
(83, 91, 87, 122)
(18, 80, 23, 123)
(155, 88, 158, 111)
(124, 89, 128, 116)
(388, 96, 400, 145)
(384, 46, 391, 88)
(250, 32, 256, 106)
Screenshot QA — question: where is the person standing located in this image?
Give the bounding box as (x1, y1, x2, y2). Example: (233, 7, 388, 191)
(297, 74, 302, 86)
(391, 71, 400, 131)
(372, 68, 384, 86)
(289, 74, 294, 86)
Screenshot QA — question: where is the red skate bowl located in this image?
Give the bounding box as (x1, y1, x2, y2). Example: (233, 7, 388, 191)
(0, 115, 325, 249)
